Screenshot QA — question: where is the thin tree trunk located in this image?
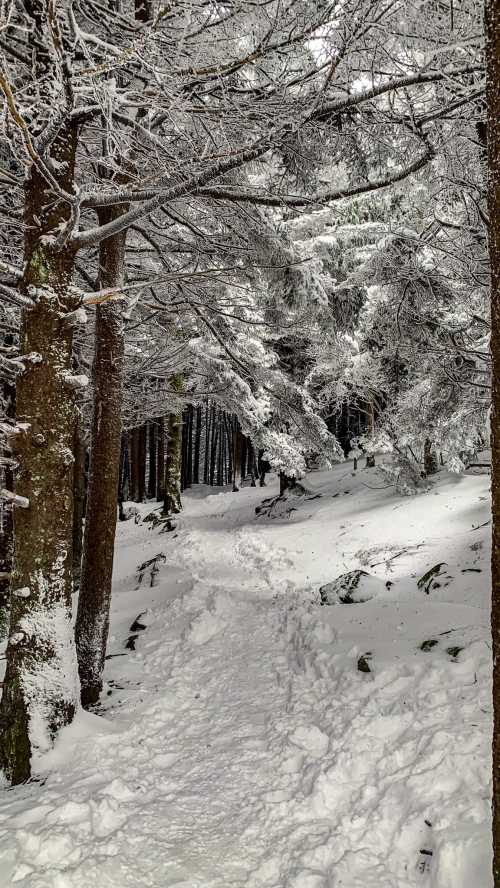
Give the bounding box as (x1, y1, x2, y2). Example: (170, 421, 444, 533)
(138, 424, 147, 503)
(210, 406, 218, 486)
(180, 409, 188, 492)
(232, 418, 242, 492)
(75, 208, 127, 709)
(163, 375, 183, 515)
(0, 121, 80, 784)
(241, 435, 247, 486)
(193, 405, 202, 484)
(248, 440, 257, 486)
(204, 401, 211, 485)
(156, 418, 165, 501)
(130, 427, 140, 502)
(217, 411, 224, 486)
(72, 416, 86, 589)
(486, 2, 500, 880)
(148, 421, 157, 498)
(118, 431, 129, 520)
(187, 405, 194, 487)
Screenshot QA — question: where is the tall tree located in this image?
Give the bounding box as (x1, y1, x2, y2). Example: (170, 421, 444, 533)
(486, 0, 500, 881)
(75, 208, 127, 708)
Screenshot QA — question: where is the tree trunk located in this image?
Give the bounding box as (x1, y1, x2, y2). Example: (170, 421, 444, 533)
(248, 440, 257, 486)
(210, 406, 218, 486)
(241, 435, 247, 485)
(186, 405, 193, 488)
(163, 375, 183, 515)
(486, 2, 500, 880)
(130, 427, 140, 502)
(232, 418, 242, 492)
(75, 209, 127, 709)
(0, 364, 15, 610)
(156, 418, 165, 501)
(148, 421, 157, 498)
(423, 437, 437, 476)
(203, 401, 211, 485)
(193, 405, 202, 484)
(137, 424, 147, 503)
(0, 122, 80, 784)
(118, 432, 129, 520)
(72, 417, 86, 589)
(163, 413, 183, 515)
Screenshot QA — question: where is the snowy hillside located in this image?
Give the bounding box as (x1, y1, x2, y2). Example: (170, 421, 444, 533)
(0, 462, 492, 888)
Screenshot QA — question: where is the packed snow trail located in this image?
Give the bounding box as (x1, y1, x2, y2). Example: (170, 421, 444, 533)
(0, 464, 492, 887)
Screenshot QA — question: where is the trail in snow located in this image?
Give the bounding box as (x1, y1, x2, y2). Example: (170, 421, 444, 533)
(0, 464, 492, 888)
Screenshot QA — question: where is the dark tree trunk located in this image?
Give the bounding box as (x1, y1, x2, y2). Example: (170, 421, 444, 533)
(210, 407, 218, 486)
(0, 467, 13, 611)
(137, 424, 147, 503)
(224, 414, 233, 486)
(118, 431, 129, 520)
(486, 3, 500, 880)
(156, 418, 165, 501)
(130, 427, 140, 502)
(241, 435, 247, 485)
(423, 438, 438, 476)
(232, 418, 242, 492)
(148, 421, 157, 498)
(72, 417, 86, 589)
(248, 440, 257, 486)
(75, 206, 127, 709)
(187, 405, 194, 487)
(217, 411, 224, 486)
(0, 366, 15, 609)
(0, 121, 80, 784)
(193, 405, 202, 484)
(203, 401, 211, 485)
(181, 410, 188, 492)
(137, 423, 147, 503)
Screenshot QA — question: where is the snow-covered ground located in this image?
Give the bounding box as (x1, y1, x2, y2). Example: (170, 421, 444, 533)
(0, 462, 492, 887)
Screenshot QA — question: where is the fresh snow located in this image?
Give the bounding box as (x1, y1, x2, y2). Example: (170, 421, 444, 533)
(0, 461, 492, 887)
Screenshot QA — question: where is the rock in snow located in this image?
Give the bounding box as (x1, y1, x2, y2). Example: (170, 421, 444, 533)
(319, 569, 386, 605)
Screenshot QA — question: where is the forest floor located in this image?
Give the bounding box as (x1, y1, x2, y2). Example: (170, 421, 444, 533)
(0, 460, 493, 888)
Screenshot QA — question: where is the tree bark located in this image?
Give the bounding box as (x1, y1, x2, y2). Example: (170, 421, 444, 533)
(75, 208, 127, 709)
(232, 418, 242, 492)
(486, 1, 500, 880)
(193, 405, 202, 484)
(148, 421, 157, 498)
(163, 375, 183, 515)
(0, 122, 80, 784)
(138, 424, 147, 503)
(118, 432, 129, 520)
(130, 427, 140, 502)
(156, 418, 165, 501)
(210, 406, 218, 486)
(0, 363, 15, 610)
(72, 417, 86, 589)
(204, 401, 211, 485)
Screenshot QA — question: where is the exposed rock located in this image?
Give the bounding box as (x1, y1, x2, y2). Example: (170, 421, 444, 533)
(420, 639, 439, 652)
(319, 570, 385, 605)
(357, 653, 372, 673)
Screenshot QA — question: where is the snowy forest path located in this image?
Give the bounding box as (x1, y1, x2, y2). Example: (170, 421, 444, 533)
(0, 470, 493, 888)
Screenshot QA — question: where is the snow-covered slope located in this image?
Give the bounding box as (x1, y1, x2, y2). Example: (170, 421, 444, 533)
(0, 463, 492, 888)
